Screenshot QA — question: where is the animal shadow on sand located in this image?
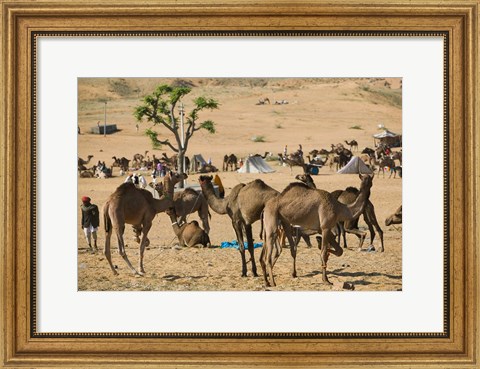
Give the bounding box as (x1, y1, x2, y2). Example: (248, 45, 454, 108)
(163, 274, 206, 282)
(303, 269, 402, 286)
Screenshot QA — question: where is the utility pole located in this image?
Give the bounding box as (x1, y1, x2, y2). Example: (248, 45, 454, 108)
(103, 101, 107, 137)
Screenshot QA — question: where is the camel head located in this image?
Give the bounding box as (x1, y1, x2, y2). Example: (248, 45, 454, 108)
(385, 206, 402, 226)
(358, 174, 374, 191)
(295, 173, 311, 183)
(166, 171, 188, 185)
(198, 175, 213, 186)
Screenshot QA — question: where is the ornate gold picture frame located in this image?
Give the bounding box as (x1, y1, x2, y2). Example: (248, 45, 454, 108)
(1, 1, 478, 367)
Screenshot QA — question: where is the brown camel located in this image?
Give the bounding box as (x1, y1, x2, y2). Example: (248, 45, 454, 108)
(279, 153, 305, 174)
(102, 171, 187, 276)
(78, 155, 94, 173)
(161, 152, 178, 169)
(165, 208, 210, 248)
(132, 150, 149, 167)
(223, 154, 238, 171)
(111, 156, 130, 173)
(344, 140, 359, 152)
(151, 182, 211, 234)
(385, 205, 402, 226)
(337, 187, 384, 252)
(390, 150, 402, 165)
(261, 174, 373, 287)
(252, 151, 270, 159)
(372, 157, 396, 177)
(199, 175, 279, 277)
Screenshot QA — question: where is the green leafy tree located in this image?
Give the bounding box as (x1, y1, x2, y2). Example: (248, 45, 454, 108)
(134, 84, 219, 186)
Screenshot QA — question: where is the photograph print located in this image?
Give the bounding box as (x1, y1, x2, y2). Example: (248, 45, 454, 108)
(77, 77, 402, 291)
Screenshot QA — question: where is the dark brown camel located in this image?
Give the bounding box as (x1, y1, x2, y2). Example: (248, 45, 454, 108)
(344, 140, 359, 152)
(223, 154, 238, 171)
(337, 187, 384, 252)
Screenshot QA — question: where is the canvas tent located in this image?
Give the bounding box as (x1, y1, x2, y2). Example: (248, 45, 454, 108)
(237, 156, 275, 173)
(189, 154, 207, 172)
(337, 156, 373, 175)
(373, 129, 402, 147)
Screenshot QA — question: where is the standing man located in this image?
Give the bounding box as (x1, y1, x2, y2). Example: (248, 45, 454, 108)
(80, 196, 100, 253)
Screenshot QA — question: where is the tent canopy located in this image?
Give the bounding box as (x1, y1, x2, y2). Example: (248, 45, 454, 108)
(237, 156, 275, 173)
(373, 129, 402, 148)
(189, 154, 207, 172)
(373, 129, 400, 138)
(337, 156, 373, 174)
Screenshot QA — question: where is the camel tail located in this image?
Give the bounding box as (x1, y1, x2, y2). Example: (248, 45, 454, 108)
(103, 203, 112, 233)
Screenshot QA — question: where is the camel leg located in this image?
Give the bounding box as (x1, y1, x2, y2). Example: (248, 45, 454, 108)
(266, 233, 283, 287)
(319, 230, 332, 285)
(365, 204, 384, 252)
(200, 211, 210, 235)
(104, 229, 118, 275)
(343, 221, 367, 250)
(114, 225, 139, 275)
(319, 231, 343, 284)
(259, 242, 269, 286)
(232, 220, 247, 277)
(244, 224, 258, 277)
(282, 223, 298, 278)
(337, 222, 348, 248)
(301, 233, 312, 248)
(138, 222, 152, 275)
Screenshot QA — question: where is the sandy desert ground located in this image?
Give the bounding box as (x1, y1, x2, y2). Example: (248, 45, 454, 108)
(77, 77, 402, 291)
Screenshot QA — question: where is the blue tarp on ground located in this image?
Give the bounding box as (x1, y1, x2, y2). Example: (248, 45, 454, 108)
(220, 240, 263, 249)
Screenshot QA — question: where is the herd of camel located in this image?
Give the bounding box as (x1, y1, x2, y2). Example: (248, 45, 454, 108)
(97, 157, 403, 288)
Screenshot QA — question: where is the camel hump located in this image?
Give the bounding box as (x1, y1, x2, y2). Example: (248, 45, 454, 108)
(182, 187, 200, 196)
(281, 181, 311, 195)
(345, 186, 359, 194)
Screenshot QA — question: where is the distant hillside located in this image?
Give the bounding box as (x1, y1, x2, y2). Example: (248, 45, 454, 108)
(78, 77, 402, 104)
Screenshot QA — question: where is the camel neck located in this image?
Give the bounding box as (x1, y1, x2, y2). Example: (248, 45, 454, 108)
(200, 182, 228, 214)
(343, 184, 371, 221)
(167, 212, 181, 236)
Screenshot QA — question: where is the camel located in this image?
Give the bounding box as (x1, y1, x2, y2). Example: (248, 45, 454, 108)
(390, 150, 402, 165)
(223, 154, 238, 171)
(344, 140, 359, 152)
(79, 169, 95, 178)
(256, 97, 270, 105)
(336, 187, 384, 252)
(78, 155, 94, 173)
(161, 153, 178, 170)
(261, 174, 373, 287)
(199, 175, 279, 277)
(111, 156, 130, 173)
(151, 182, 211, 234)
(385, 205, 402, 226)
(132, 150, 149, 167)
(375, 157, 396, 177)
(102, 171, 187, 276)
(252, 151, 271, 159)
(165, 208, 210, 248)
(278, 152, 305, 174)
(305, 155, 326, 166)
(361, 147, 375, 156)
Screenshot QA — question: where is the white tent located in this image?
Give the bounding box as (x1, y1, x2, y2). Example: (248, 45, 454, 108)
(337, 156, 373, 174)
(237, 156, 275, 173)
